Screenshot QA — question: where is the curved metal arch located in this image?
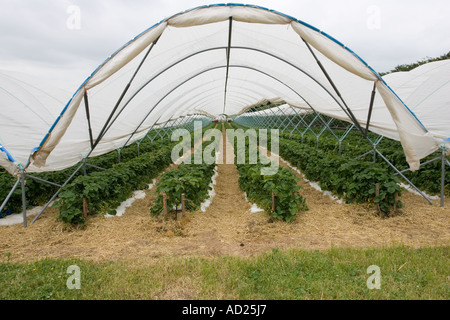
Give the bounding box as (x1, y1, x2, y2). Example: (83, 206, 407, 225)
(104, 45, 350, 136)
(167, 90, 255, 118)
(154, 77, 283, 121)
(103, 46, 227, 133)
(138, 68, 310, 133)
(126, 77, 259, 133)
(121, 64, 320, 147)
(158, 77, 262, 114)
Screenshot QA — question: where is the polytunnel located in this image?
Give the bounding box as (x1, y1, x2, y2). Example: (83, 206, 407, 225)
(0, 4, 448, 226)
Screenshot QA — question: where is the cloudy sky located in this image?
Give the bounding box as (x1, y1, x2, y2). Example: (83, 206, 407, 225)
(1, 0, 449, 92)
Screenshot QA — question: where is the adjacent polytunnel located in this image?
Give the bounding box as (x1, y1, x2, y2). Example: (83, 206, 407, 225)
(0, 3, 443, 179)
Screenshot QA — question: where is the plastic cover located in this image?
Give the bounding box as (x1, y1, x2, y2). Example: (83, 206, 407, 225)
(0, 4, 446, 175)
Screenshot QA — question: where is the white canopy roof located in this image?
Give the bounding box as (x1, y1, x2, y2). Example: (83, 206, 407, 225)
(382, 60, 450, 148)
(237, 103, 312, 117)
(0, 4, 446, 176)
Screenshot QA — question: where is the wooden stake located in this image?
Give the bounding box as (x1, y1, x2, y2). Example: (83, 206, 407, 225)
(375, 183, 380, 214)
(181, 194, 185, 218)
(272, 191, 275, 212)
(163, 193, 168, 218)
(394, 192, 398, 211)
(82, 198, 89, 218)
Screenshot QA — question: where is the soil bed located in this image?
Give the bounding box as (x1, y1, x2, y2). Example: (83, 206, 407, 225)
(0, 124, 448, 264)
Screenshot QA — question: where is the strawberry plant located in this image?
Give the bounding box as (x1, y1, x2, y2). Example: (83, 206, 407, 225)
(150, 163, 216, 216)
(278, 138, 403, 215)
(0, 122, 214, 219)
(150, 136, 218, 216)
(232, 128, 308, 222)
(54, 146, 174, 224)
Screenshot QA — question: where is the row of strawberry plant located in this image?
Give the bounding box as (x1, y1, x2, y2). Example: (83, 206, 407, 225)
(0, 122, 215, 218)
(278, 138, 402, 215)
(150, 133, 218, 216)
(54, 123, 217, 224)
(0, 136, 172, 218)
(54, 146, 175, 224)
(279, 130, 449, 197)
(228, 125, 308, 222)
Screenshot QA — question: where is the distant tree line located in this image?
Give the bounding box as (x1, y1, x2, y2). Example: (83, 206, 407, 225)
(380, 51, 450, 76)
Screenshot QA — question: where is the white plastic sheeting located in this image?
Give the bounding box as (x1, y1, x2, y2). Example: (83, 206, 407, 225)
(382, 60, 450, 153)
(237, 103, 312, 117)
(0, 4, 446, 176)
(0, 71, 72, 174)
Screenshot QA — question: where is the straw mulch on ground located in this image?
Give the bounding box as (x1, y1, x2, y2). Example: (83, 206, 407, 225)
(0, 124, 448, 264)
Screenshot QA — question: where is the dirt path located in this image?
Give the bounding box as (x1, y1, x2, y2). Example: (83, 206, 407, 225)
(0, 123, 448, 264)
(167, 123, 253, 255)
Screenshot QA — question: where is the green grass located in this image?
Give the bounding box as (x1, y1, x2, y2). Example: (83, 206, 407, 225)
(0, 246, 448, 300)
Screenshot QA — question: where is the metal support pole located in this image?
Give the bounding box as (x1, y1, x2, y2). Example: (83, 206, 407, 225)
(393, 155, 441, 179)
(339, 124, 355, 156)
(223, 17, 233, 114)
(93, 37, 160, 149)
(0, 177, 20, 214)
(266, 108, 281, 129)
(356, 149, 374, 160)
(31, 162, 85, 225)
(24, 174, 62, 188)
(365, 82, 377, 137)
(320, 116, 340, 142)
(20, 169, 27, 228)
(275, 106, 297, 134)
(288, 107, 309, 136)
(268, 107, 284, 130)
(302, 38, 366, 136)
(374, 149, 434, 205)
(84, 163, 106, 171)
(83, 158, 87, 176)
(84, 89, 94, 149)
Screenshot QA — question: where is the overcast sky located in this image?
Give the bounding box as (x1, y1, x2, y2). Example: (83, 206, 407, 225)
(1, 0, 449, 91)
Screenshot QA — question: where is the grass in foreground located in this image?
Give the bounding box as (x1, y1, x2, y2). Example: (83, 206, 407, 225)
(0, 246, 448, 300)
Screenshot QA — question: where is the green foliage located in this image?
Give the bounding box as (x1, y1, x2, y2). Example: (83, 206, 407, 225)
(0, 246, 448, 300)
(380, 51, 450, 76)
(237, 164, 308, 222)
(0, 122, 216, 219)
(54, 147, 173, 224)
(54, 123, 217, 224)
(0, 136, 173, 218)
(150, 134, 218, 216)
(279, 138, 403, 215)
(150, 163, 216, 215)
(278, 130, 449, 198)
(232, 128, 308, 222)
(0, 169, 21, 216)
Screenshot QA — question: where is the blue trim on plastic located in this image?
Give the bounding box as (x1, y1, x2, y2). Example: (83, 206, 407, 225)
(321, 32, 346, 48)
(37, 133, 50, 149)
(31, 2, 429, 156)
(0, 144, 15, 162)
(294, 19, 321, 33)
